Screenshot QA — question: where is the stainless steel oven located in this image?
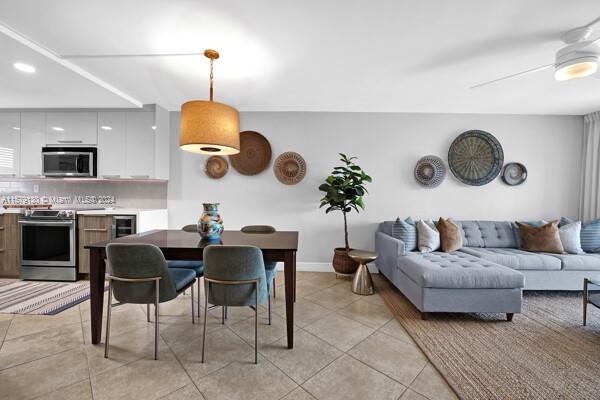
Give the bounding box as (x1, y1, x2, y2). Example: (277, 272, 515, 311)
(42, 147, 97, 177)
(19, 209, 77, 281)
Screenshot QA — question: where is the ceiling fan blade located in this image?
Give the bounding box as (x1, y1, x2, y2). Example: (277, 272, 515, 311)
(60, 52, 203, 59)
(470, 64, 555, 89)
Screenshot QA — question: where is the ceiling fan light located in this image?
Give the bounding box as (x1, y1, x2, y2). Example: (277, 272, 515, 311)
(555, 56, 598, 81)
(179, 100, 240, 155)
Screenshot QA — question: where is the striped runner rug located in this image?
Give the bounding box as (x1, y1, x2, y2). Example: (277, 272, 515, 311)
(0, 279, 106, 315)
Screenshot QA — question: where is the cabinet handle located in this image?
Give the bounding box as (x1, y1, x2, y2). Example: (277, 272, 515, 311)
(0, 227, 4, 230)
(22, 174, 43, 177)
(102, 175, 121, 179)
(0, 174, 16, 177)
(57, 140, 83, 144)
(0, 249, 5, 252)
(130, 175, 150, 179)
(84, 228, 108, 232)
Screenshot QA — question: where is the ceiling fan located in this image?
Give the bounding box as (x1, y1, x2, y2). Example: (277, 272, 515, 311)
(471, 17, 600, 89)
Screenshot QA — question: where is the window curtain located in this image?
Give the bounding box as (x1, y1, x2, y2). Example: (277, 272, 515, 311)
(580, 111, 600, 221)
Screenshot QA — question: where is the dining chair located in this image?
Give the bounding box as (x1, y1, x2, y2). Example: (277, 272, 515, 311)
(105, 243, 197, 360)
(167, 224, 204, 317)
(201, 245, 268, 364)
(241, 225, 278, 324)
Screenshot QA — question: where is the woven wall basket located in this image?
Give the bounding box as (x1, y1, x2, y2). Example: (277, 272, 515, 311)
(204, 156, 229, 179)
(229, 131, 272, 175)
(273, 152, 307, 185)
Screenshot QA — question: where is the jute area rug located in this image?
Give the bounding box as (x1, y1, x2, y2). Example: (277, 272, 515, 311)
(0, 279, 103, 315)
(375, 275, 600, 400)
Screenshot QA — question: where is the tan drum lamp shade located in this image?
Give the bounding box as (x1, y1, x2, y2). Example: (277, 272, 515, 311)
(179, 49, 240, 155)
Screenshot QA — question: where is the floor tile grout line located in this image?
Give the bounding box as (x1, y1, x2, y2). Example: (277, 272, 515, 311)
(0, 345, 78, 372)
(0, 313, 14, 350)
(159, 335, 206, 400)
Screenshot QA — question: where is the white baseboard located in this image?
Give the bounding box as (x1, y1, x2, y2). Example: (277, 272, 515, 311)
(275, 262, 379, 273)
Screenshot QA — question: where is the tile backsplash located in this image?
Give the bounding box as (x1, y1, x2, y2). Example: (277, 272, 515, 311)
(0, 180, 167, 209)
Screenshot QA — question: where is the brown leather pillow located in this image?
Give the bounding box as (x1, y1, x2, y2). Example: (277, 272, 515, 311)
(516, 221, 565, 254)
(436, 218, 463, 252)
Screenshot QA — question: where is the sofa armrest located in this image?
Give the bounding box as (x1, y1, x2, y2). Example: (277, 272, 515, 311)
(375, 231, 406, 258)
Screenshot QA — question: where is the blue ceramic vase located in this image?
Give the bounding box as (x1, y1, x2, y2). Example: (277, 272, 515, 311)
(198, 203, 224, 240)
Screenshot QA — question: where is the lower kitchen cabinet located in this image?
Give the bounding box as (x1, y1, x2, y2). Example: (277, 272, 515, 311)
(0, 214, 20, 278)
(78, 215, 112, 274)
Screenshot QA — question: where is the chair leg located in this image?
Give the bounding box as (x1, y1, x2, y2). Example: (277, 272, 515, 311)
(197, 278, 201, 318)
(155, 280, 160, 360)
(201, 283, 209, 363)
(268, 284, 272, 326)
(222, 306, 225, 324)
(584, 278, 589, 326)
(273, 281, 276, 298)
(104, 281, 113, 359)
(147, 303, 150, 323)
(255, 280, 258, 364)
(191, 281, 195, 325)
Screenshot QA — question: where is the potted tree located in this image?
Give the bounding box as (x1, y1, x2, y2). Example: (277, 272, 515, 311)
(319, 153, 372, 274)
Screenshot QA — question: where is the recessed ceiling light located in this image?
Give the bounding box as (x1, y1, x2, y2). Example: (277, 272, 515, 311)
(13, 62, 36, 74)
(151, 125, 157, 130)
(100, 126, 113, 131)
(12, 127, 20, 131)
(52, 126, 64, 132)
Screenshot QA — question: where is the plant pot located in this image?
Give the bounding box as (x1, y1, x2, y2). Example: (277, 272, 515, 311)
(332, 247, 359, 275)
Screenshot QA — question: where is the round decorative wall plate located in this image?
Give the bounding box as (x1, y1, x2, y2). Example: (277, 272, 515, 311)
(229, 131, 272, 175)
(204, 155, 229, 179)
(501, 162, 527, 186)
(414, 155, 446, 188)
(273, 152, 306, 185)
(448, 130, 504, 186)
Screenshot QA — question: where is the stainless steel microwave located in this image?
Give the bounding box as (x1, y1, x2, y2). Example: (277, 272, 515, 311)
(42, 147, 97, 177)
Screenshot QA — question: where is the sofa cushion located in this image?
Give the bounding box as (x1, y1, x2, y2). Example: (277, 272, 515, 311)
(547, 253, 600, 271)
(559, 221, 584, 254)
(454, 221, 517, 248)
(516, 221, 564, 254)
(436, 218, 463, 252)
(417, 220, 440, 252)
(397, 251, 524, 289)
(460, 247, 562, 271)
(581, 219, 600, 253)
(392, 217, 417, 253)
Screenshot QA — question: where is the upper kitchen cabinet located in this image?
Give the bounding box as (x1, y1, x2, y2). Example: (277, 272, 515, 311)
(97, 112, 126, 178)
(125, 111, 155, 178)
(20, 112, 45, 177)
(0, 112, 21, 177)
(45, 112, 98, 145)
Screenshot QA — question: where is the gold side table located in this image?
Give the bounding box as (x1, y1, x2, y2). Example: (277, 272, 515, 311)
(349, 250, 377, 295)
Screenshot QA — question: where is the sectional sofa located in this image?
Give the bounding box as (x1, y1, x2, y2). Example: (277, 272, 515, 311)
(375, 220, 600, 320)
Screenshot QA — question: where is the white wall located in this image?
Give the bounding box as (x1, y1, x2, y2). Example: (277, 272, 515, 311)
(168, 112, 583, 266)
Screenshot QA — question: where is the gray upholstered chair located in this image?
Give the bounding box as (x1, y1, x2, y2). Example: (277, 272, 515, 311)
(201, 245, 268, 364)
(241, 225, 278, 302)
(105, 243, 197, 360)
(167, 224, 204, 317)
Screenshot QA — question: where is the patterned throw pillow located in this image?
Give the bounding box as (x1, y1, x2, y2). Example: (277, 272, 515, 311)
(416, 219, 440, 253)
(392, 217, 417, 254)
(559, 221, 584, 254)
(581, 219, 600, 253)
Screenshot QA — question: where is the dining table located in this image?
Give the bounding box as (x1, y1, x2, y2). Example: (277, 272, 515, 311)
(85, 229, 299, 348)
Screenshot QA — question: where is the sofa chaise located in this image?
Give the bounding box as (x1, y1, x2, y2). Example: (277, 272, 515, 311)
(375, 220, 600, 320)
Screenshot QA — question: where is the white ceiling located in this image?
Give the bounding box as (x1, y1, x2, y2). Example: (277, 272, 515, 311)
(0, 0, 599, 114)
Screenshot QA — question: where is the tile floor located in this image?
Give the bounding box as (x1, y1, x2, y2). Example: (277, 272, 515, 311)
(0, 272, 457, 400)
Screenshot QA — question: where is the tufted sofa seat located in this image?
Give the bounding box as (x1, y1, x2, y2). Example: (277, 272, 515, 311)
(399, 251, 524, 289)
(459, 247, 562, 270)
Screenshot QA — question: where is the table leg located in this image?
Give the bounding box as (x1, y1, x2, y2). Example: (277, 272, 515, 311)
(90, 248, 106, 345)
(284, 250, 296, 348)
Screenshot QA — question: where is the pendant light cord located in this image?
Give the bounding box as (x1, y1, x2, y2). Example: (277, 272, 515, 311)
(209, 58, 214, 101)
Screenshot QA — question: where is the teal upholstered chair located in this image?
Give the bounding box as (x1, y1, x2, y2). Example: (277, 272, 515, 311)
(105, 243, 197, 360)
(167, 224, 204, 316)
(241, 225, 278, 299)
(201, 245, 268, 364)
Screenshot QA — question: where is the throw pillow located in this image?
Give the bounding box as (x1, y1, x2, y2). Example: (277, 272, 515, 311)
(559, 221, 584, 254)
(581, 219, 600, 253)
(436, 218, 463, 252)
(559, 217, 574, 227)
(516, 221, 565, 254)
(391, 217, 417, 254)
(416, 219, 440, 253)
(512, 220, 548, 248)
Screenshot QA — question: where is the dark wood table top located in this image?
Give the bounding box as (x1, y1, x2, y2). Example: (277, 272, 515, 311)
(85, 229, 299, 251)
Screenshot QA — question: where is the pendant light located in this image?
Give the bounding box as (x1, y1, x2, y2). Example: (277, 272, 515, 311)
(180, 49, 240, 155)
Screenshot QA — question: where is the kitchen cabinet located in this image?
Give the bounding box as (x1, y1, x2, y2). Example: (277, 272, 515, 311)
(0, 214, 20, 278)
(97, 112, 127, 178)
(20, 112, 46, 177)
(0, 113, 21, 177)
(45, 112, 98, 145)
(125, 111, 155, 178)
(78, 215, 112, 274)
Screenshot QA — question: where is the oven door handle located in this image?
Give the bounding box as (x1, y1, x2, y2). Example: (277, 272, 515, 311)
(19, 220, 75, 226)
